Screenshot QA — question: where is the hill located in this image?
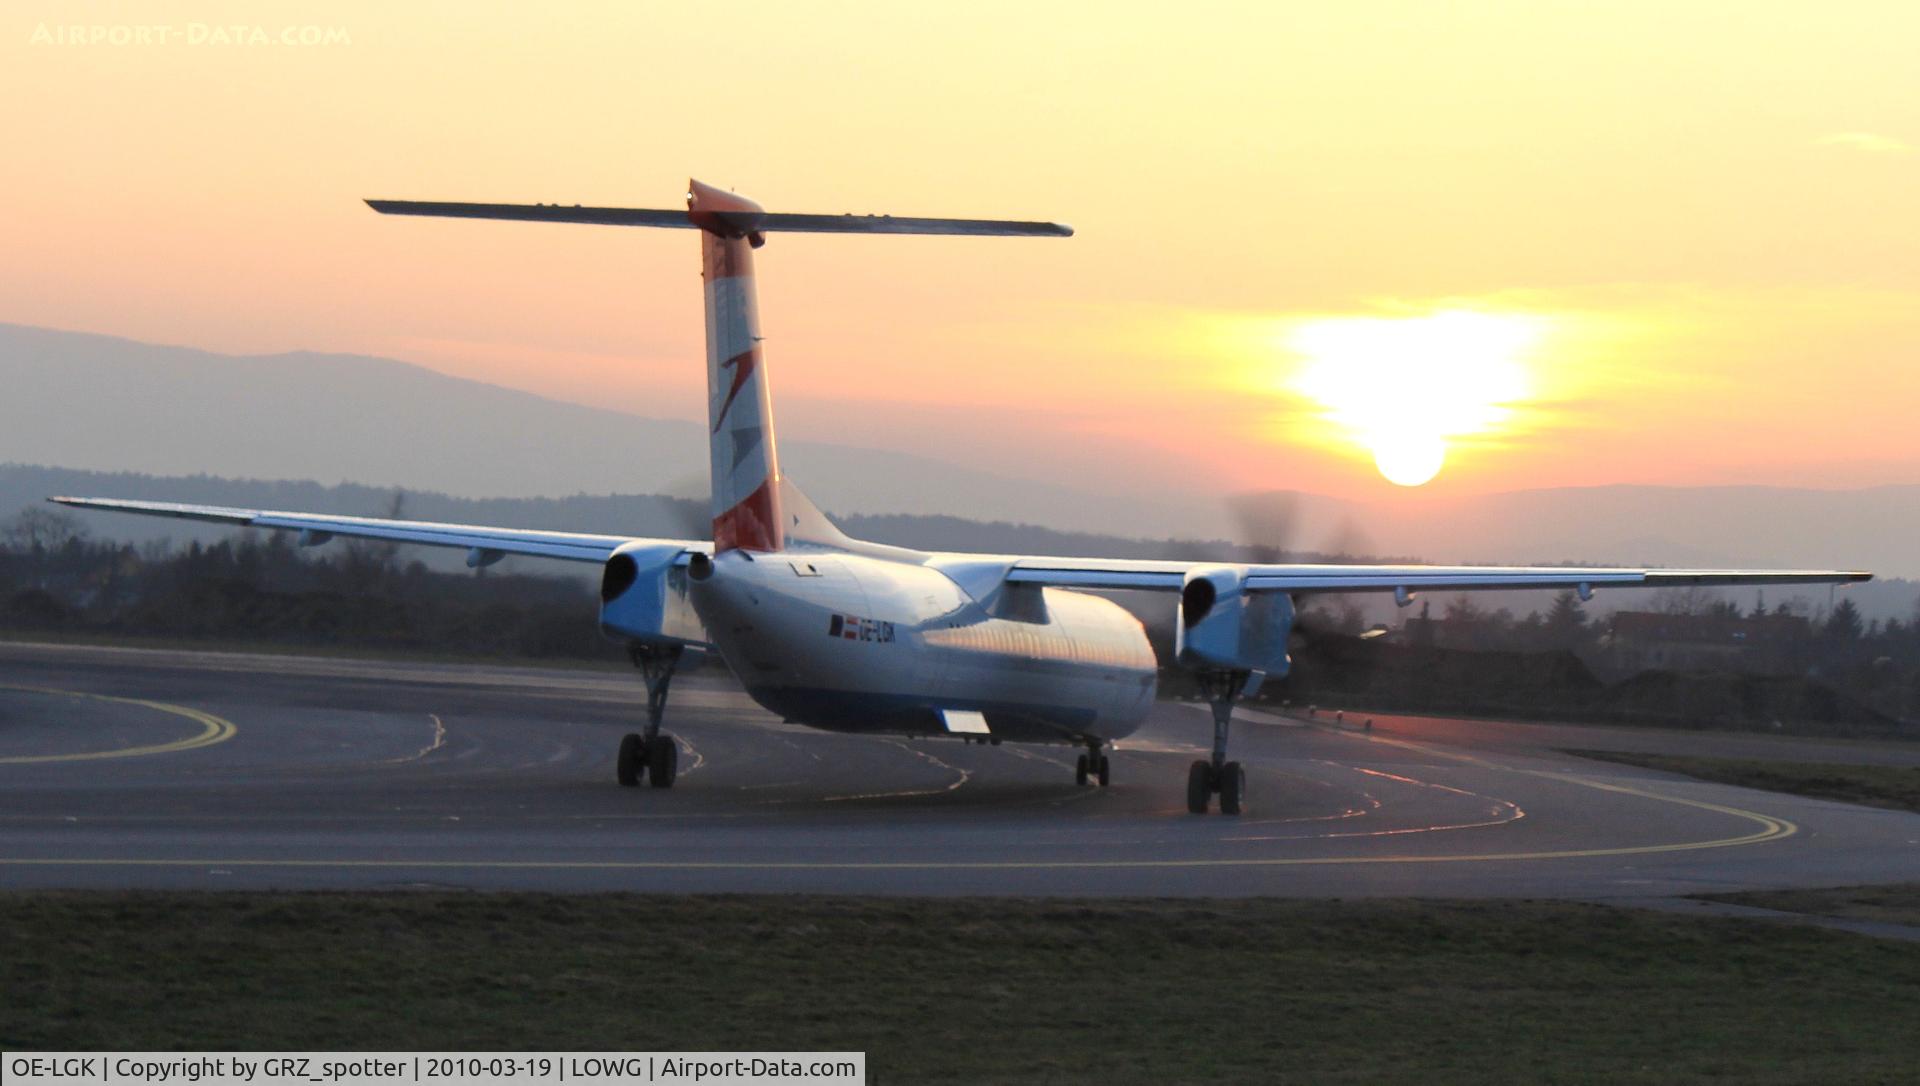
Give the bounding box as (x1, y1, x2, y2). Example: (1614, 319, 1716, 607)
(5, 321, 1915, 578)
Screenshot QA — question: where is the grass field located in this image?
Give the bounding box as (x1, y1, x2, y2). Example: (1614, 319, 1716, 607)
(3, 893, 1918, 1083)
(1701, 884, 1920, 930)
(1565, 749, 1920, 814)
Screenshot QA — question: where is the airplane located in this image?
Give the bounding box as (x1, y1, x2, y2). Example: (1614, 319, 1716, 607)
(52, 179, 1872, 815)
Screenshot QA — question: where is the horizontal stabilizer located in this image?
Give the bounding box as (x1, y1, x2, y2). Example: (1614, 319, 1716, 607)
(753, 212, 1070, 237)
(366, 201, 694, 228)
(366, 200, 1072, 237)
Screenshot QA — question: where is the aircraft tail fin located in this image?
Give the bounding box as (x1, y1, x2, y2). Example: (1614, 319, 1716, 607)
(690, 181, 782, 552)
(368, 180, 1070, 553)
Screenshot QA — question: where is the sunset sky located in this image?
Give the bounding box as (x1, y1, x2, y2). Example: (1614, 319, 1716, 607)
(4, 1, 1918, 502)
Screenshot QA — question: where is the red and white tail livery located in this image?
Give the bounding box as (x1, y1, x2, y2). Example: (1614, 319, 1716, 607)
(693, 180, 783, 553)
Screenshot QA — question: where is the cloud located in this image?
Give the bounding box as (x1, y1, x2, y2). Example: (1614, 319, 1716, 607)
(1816, 131, 1913, 155)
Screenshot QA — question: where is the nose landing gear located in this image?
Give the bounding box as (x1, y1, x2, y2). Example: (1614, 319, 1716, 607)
(1187, 669, 1252, 815)
(617, 645, 682, 789)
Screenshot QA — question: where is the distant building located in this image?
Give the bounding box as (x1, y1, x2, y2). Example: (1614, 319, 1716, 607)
(1603, 611, 1811, 674)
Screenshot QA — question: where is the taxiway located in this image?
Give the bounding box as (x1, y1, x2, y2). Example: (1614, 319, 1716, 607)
(3, 641, 1917, 897)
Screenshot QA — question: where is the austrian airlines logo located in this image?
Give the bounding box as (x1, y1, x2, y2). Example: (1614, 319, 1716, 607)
(713, 350, 756, 433)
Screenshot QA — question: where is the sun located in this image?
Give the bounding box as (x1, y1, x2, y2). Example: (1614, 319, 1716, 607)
(1285, 310, 1544, 486)
(1372, 431, 1446, 487)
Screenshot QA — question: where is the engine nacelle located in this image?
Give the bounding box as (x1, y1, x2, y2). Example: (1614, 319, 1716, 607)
(1175, 564, 1293, 678)
(598, 542, 710, 650)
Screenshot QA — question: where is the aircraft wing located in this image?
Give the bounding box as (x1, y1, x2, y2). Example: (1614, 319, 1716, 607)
(997, 557, 1872, 594)
(48, 497, 706, 565)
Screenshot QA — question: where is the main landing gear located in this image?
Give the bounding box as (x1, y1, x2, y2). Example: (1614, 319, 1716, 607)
(617, 645, 681, 789)
(1187, 669, 1252, 815)
(1075, 739, 1111, 788)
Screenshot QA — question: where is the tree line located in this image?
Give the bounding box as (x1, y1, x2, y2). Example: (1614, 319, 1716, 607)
(1291, 584, 1920, 728)
(5, 506, 1915, 727)
(0, 507, 618, 661)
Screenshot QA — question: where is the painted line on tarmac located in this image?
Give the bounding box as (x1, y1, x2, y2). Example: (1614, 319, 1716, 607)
(0, 701, 1791, 873)
(824, 738, 972, 801)
(0, 685, 237, 765)
(0, 816, 1794, 872)
(0, 781, 1797, 872)
(378, 713, 446, 765)
(1236, 704, 1798, 853)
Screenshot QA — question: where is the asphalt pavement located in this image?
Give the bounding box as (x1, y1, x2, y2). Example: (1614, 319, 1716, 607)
(3, 640, 1917, 897)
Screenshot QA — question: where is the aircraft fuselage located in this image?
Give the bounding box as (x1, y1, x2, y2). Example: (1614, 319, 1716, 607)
(689, 550, 1158, 745)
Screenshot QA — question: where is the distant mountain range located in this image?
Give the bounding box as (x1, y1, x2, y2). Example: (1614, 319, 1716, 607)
(4, 321, 1915, 582)
(0, 322, 1222, 537)
(0, 464, 1326, 566)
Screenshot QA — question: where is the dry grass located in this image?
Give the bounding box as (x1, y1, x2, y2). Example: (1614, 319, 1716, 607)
(3, 893, 1918, 1084)
(1565, 749, 1920, 814)
(1698, 884, 1920, 930)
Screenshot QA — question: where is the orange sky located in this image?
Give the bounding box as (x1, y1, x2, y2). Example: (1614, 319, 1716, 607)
(4, 1, 1918, 501)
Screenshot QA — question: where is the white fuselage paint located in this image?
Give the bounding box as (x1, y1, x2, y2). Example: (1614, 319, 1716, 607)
(688, 550, 1159, 745)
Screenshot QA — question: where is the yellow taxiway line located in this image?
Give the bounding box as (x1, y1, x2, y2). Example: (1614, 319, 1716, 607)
(0, 685, 237, 764)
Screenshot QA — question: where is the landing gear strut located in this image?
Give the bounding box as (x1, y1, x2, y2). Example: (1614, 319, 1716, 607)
(1075, 739, 1112, 788)
(617, 645, 681, 789)
(1187, 669, 1252, 815)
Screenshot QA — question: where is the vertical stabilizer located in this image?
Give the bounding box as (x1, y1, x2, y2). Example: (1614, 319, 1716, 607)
(364, 182, 1070, 554)
(692, 179, 783, 553)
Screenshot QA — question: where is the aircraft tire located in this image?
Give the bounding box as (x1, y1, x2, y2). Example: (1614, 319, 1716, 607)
(1075, 754, 1090, 786)
(1218, 761, 1245, 816)
(1186, 760, 1211, 814)
(1096, 754, 1111, 788)
(617, 733, 644, 787)
(647, 734, 678, 788)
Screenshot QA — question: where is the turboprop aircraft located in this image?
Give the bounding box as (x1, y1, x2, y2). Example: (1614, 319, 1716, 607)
(53, 180, 1872, 814)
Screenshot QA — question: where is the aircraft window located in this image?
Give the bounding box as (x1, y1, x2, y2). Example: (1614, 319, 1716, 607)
(788, 561, 822, 577)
